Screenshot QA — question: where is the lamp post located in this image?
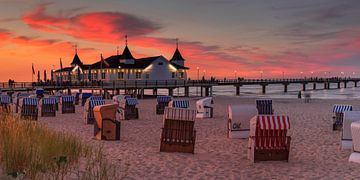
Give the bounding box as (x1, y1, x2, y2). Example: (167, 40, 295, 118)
(300, 71, 303, 79)
(282, 71, 284, 79)
(234, 70, 237, 79)
(203, 70, 206, 80)
(260, 71, 263, 79)
(196, 67, 199, 96)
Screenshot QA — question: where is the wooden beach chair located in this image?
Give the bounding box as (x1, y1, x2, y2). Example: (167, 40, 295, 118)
(341, 111, 360, 149)
(61, 96, 75, 114)
(227, 105, 257, 139)
(169, 99, 190, 109)
(333, 104, 353, 131)
(93, 104, 120, 140)
(196, 97, 214, 118)
(79, 93, 93, 106)
(20, 97, 38, 120)
(0, 94, 12, 113)
(49, 96, 60, 111)
(84, 99, 105, 124)
(349, 122, 360, 163)
(156, 96, 172, 114)
(118, 97, 139, 120)
(15, 93, 31, 113)
(248, 115, 291, 163)
(160, 107, 197, 153)
(255, 99, 274, 115)
(40, 97, 57, 117)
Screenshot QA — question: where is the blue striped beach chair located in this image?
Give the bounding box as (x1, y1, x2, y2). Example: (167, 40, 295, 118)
(41, 97, 57, 117)
(0, 94, 12, 112)
(85, 99, 105, 124)
(156, 96, 172, 114)
(61, 96, 75, 114)
(256, 99, 274, 115)
(79, 93, 93, 106)
(16, 93, 31, 113)
(333, 104, 353, 131)
(20, 97, 38, 120)
(119, 97, 139, 120)
(49, 96, 60, 111)
(169, 100, 190, 109)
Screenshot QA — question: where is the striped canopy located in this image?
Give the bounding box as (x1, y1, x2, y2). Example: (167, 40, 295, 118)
(62, 96, 75, 102)
(23, 98, 38, 105)
(0, 95, 11, 104)
(90, 96, 103, 101)
(333, 104, 353, 113)
(49, 96, 60, 103)
(157, 96, 172, 103)
(89, 100, 105, 108)
(172, 100, 189, 108)
(126, 98, 138, 105)
(257, 115, 290, 130)
(256, 99, 272, 105)
(42, 98, 56, 105)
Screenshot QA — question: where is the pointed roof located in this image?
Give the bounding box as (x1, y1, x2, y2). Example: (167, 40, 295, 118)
(71, 53, 83, 66)
(170, 48, 185, 61)
(121, 45, 134, 59)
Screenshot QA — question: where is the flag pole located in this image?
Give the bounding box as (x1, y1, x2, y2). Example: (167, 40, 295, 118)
(101, 53, 103, 96)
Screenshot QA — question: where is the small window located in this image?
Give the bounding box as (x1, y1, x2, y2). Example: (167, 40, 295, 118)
(179, 72, 184, 78)
(136, 72, 142, 79)
(101, 72, 106, 79)
(172, 72, 175, 78)
(118, 72, 124, 79)
(158, 62, 163, 65)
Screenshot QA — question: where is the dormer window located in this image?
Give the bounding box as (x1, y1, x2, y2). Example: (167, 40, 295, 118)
(158, 62, 163, 65)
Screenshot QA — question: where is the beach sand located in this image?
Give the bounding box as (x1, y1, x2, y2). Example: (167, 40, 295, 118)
(37, 96, 360, 179)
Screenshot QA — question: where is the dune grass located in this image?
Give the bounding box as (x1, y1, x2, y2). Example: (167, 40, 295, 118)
(0, 111, 119, 179)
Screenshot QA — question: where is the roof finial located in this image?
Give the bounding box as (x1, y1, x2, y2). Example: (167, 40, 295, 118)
(117, 46, 119, 55)
(125, 35, 128, 46)
(74, 44, 78, 54)
(176, 38, 179, 49)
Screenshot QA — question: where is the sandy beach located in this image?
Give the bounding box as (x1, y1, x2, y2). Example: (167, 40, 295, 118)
(34, 96, 360, 179)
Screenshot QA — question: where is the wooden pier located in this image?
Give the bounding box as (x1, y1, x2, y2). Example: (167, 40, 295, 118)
(1, 77, 359, 97)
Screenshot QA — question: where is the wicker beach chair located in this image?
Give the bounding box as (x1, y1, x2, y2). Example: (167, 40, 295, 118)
(61, 96, 75, 114)
(227, 105, 257, 139)
(333, 104, 353, 131)
(93, 104, 120, 140)
(84, 99, 105, 124)
(169, 99, 190, 109)
(40, 97, 57, 117)
(79, 93, 93, 106)
(15, 93, 31, 113)
(0, 94, 12, 113)
(349, 122, 360, 163)
(255, 99, 274, 115)
(341, 111, 360, 149)
(20, 97, 38, 120)
(196, 97, 214, 118)
(156, 96, 172, 114)
(118, 97, 139, 120)
(160, 107, 197, 153)
(248, 115, 291, 163)
(49, 96, 60, 111)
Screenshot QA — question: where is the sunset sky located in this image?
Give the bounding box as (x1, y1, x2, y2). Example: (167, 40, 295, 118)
(1, 0, 360, 81)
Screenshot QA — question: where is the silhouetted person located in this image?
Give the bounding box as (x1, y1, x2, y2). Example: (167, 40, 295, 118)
(298, 91, 302, 99)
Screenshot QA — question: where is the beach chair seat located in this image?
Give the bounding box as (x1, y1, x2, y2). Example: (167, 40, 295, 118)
(349, 122, 360, 163)
(61, 96, 75, 114)
(169, 100, 189, 109)
(93, 104, 120, 140)
(248, 115, 291, 163)
(196, 97, 214, 118)
(40, 98, 56, 117)
(79, 93, 93, 106)
(20, 97, 38, 120)
(256, 99, 274, 115)
(84, 99, 105, 124)
(342, 111, 360, 149)
(227, 105, 257, 139)
(160, 107, 197, 153)
(333, 104, 352, 131)
(0, 94, 12, 113)
(156, 96, 172, 114)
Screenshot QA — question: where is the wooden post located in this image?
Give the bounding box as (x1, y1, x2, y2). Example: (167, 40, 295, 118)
(210, 86, 213, 96)
(236, 86, 240, 96)
(201, 86, 203, 97)
(67, 88, 71, 95)
(185, 86, 189, 97)
(284, 84, 288, 93)
(168, 88, 173, 96)
(355, 81, 358, 87)
(337, 82, 341, 89)
(313, 83, 316, 90)
(262, 84, 266, 94)
(153, 88, 158, 96)
(302, 83, 306, 91)
(141, 88, 144, 99)
(205, 87, 209, 96)
(344, 81, 347, 88)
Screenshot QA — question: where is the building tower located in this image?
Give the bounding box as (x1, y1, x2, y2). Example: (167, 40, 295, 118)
(170, 38, 185, 67)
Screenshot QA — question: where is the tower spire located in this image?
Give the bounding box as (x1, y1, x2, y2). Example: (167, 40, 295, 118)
(176, 38, 179, 49)
(125, 35, 128, 46)
(74, 44, 78, 54)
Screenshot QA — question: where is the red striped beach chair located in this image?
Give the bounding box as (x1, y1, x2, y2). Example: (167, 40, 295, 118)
(342, 111, 360, 149)
(248, 115, 291, 162)
(118, 97, 139, 120)
(61, 96, 75, 114)
(349, 122, 360, 163)
(227, 105, 257, 139)
(93, 104, 120, 140)
(84, 99, 105, 124)
(196, 97, 214, 118)
(20, 97, 38, 120)
(160, 107, 197, 153)
(333, 104, 352, 131)
(0, 94, 12, 113)
(40, 97, 57, 117)
(255, 99, 274, 115)
(169, 99, 189, 109)
(156, 96, 172, 114)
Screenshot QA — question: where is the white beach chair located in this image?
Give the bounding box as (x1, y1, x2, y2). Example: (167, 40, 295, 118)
(196, 97, 214, 119)
(342, 111, 360, 149)
(227, 105, 257, 139)
(349, 122, 360, 163)
(117, 96, 139, 120)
